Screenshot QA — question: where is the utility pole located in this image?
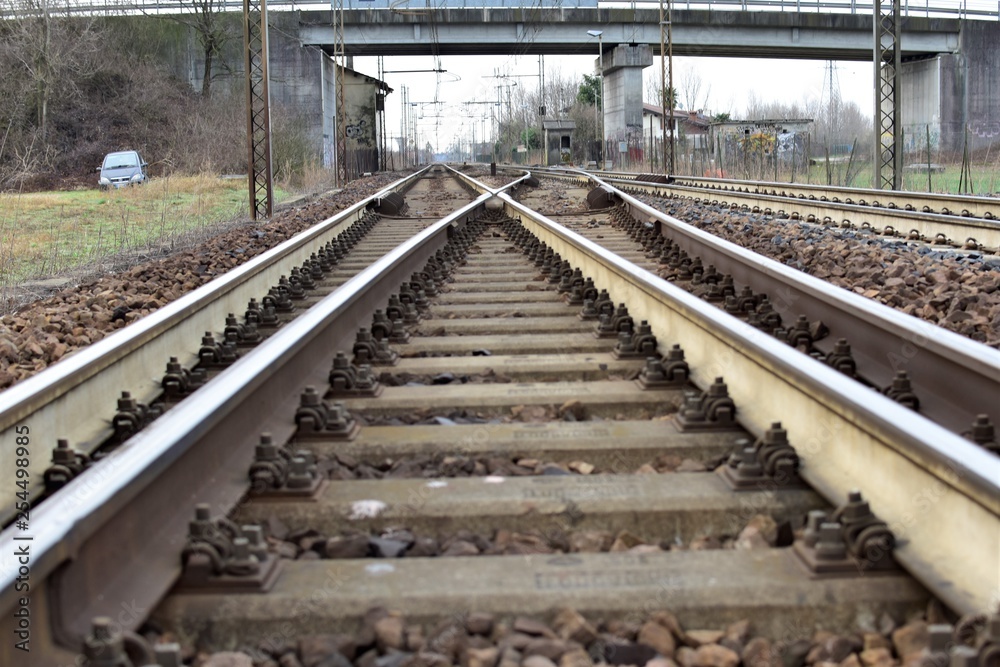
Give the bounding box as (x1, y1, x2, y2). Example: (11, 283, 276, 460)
(242, 0, 272, 219)
(874, 0, 902, 190)
(587, 30, 604, 166)
(333, 0, 347, 184)
(666, 0, 675, 175)
(658, 0, 667, 174)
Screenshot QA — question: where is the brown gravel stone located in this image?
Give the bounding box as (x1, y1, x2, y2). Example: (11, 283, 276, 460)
(891, 622, 928, 661)
(568, 461, 595, 475)
(687, 632, 725, 648)
(689, 536, 723, 551)
(442, 540, 480, 557)
(742, 638, 774, 667)
(569, 531, 614, 553)
(298, 636, 344, 667)
(552, 608, 598, 646)
(514, 619, 557, 639)
(522, 656, 559, 667)
(840, 655, 862, 667)
(734, 525, 771, 551)
(466, 647, 500, 667)
(500, 634, 536, 653)
(202, 653, 255, 667)
(426, 621, 467, 661)
(722, 620, 751, 648)
(375, 615, 407, 652)
(467, 613, 496, 638)
(692, 644, 740, 667)
(402, 652, 451, 667)
(649, 611, 686, 643)
(676, 646, 698, 667)
(406, 627, 426, 653)
(610, 530, 645, 552)
(638, 621, 677, 657)
(499, 648, 522, 667)
(523, 638, 569, 662)
(559, 648, 594, 667)
(279, 654, 305, 667)
(862, 635, 891, 653)
(859, 649, 894, 667)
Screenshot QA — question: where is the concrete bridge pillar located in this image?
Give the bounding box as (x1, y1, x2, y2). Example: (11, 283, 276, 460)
(601, 44, 653, 146)
(902, 20, 1000, 157)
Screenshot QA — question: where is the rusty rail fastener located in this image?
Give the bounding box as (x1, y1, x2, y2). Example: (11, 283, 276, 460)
(718, 422, 802, 491)
(329, 351, 383, 398)
(793, 490, 896, 575)
(294, 387, 361, 440)
(675, 377, 739, 432)
(178, 505, 282, 592)
(44, 439, 91, 493)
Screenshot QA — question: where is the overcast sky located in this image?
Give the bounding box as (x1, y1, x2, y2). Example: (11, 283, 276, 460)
(353, 53, 876, 153)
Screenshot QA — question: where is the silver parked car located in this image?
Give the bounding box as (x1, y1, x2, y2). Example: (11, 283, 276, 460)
(98, 150, 148, 189)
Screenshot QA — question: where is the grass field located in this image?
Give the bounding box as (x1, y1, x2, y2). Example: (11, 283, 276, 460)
(0, 175, 288, 288)
(798, 163, 1000, 194)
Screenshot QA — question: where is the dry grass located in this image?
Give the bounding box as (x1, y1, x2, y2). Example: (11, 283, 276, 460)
(0, 174, 289, 290)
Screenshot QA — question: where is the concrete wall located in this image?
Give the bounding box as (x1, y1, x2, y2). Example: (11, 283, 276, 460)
(147, 13, 328, 162)
(901, 20, 1000, 156)
(961, 21, 1000, 153)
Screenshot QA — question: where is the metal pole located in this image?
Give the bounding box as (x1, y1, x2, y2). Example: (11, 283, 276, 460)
(242, 0, 272, 220)
(539, 54, 545, 163)
(333, 0, 347, 184)
(659, 0, 668, 174)
(667, 0, 675, 176)
(874, 0, 902, 190)
(598, 34, 604, 167)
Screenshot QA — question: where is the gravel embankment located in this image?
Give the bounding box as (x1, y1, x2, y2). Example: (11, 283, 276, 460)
(0, 175, 399, 389)
(639, 196, 1000, 348)
(159, 603, 939, 667)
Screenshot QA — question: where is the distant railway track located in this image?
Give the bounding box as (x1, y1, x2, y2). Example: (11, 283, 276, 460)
(561, 169, 1000, 253)
(0, 165, 996, 665)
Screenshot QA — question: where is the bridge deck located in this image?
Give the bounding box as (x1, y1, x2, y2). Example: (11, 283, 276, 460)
(299, 8, 962, 59)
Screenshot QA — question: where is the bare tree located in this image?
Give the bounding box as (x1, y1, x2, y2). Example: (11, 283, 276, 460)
(678, 64, 711, 113)
(0, 0, 103, 182)
(644, 76, 677, 110)
(151, 0, 237, 98)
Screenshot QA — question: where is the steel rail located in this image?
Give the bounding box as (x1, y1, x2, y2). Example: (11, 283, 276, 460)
(495, 187, 1000, 618)
(1, 164, 993, 662)
(617, 178, 1000, 253)
(598, 170, 1000, 223)
(506, 167, 1000, 437)
(0, 183, 493, 664)
(535, 168, 1000, 251)
(0, 168, 430, 525)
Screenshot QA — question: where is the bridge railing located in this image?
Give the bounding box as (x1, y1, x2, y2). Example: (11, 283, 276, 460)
(2, 0, 996, 21)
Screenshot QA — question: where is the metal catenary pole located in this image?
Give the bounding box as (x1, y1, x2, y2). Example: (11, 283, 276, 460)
(242, 0, 273, 220)
(334, 0, 347, 184)
(873, 0, 902, 190)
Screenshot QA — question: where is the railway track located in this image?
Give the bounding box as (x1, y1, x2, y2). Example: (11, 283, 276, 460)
(0, 166, 997, 666)
(552, 169, 1000, 254)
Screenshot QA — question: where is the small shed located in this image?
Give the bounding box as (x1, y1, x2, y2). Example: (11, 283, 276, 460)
(322, 58, 393, 175)
(542, 119, 577, 166)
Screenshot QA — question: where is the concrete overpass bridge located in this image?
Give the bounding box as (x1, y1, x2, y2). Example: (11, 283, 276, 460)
(293, 2, 997, 156)
(14, 0, 995, 164)
(299, 5, 963, 60)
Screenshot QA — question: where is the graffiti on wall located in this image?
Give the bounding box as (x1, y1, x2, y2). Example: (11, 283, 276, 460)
(345, 118, 368, 139)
